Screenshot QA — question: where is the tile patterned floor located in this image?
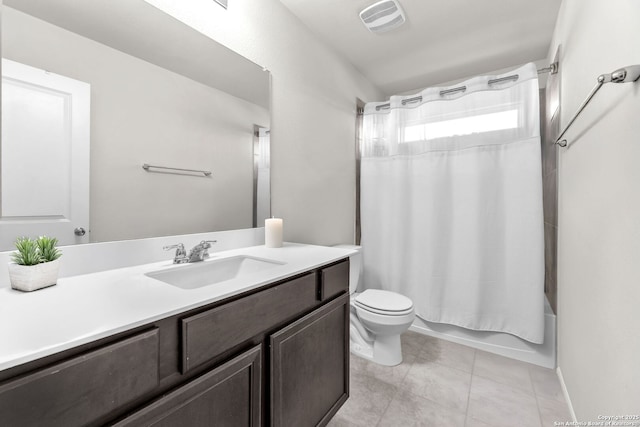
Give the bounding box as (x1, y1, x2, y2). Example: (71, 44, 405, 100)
(328, 331, 572, 427)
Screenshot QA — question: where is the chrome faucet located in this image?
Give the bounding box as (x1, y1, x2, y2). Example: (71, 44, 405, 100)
(164, 240, 217, 264)
(163, 243, 189, 264)
(187, 240, 217, 263)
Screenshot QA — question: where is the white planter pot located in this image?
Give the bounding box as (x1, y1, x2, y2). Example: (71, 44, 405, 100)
(8, 259, 61, 292)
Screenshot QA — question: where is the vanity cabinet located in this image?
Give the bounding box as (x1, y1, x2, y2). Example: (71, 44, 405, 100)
(0, 258, 349, 427)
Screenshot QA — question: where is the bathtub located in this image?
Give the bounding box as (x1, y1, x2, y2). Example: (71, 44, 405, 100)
(409, 296, 556, 369)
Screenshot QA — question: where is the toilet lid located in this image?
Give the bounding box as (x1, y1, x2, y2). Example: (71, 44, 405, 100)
(354, 289, 413, 314)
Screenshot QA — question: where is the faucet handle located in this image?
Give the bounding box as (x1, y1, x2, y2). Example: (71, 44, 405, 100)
(163, 243, 188, 264)
(200, 240, 217, 249)
(163, 243, 185, 252)
(190, 240, 217, 261)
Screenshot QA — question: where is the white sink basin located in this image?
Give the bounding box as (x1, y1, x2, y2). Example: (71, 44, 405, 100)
(146, 255, 285, 290)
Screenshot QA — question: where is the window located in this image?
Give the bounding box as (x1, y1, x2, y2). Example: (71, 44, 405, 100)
(402, 109, 518, 142)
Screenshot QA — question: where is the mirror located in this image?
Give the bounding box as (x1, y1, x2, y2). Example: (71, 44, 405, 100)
(0, 0, 270, 251)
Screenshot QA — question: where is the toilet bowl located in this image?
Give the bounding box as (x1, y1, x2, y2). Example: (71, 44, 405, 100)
(334, 245, 415, 366)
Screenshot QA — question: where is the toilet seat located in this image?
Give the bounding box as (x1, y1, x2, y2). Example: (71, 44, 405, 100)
(354, 289, 413, 316)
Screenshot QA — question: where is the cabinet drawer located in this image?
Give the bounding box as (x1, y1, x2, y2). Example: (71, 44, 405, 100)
(181, 272, 317, 373)
(0, 329, 159, 427)
(319, 259, 349, 301)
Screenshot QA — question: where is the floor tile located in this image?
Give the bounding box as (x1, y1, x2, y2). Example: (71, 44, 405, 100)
(467, 375, 541, 427)
(332, 333, 565, 426)
(377, 388, 466, 427)
(402, 357, 472, 412)
(402, 330, 431, 356)
(473, 349, 535, 394)
(464, 416, 496, 427)
(350, 351, 415, 387)
(419, 335, 476, 373)
(529, 365, 565, 402)
(326, 414, 355, 427)
(331, 367, 397, 426)
(538, 395, 572, 426)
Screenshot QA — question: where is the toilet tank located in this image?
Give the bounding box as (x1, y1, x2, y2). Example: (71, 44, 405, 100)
(332, 244, 362, 294)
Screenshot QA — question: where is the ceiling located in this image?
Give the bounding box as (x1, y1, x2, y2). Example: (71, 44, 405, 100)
(279, 0, 562, 96)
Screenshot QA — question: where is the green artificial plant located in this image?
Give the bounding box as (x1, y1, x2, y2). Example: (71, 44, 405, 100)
(36, 236, 62, 263)
(11, 236, 61, 266)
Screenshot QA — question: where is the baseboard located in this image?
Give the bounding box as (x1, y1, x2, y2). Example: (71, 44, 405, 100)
(556, 366, 577, 421)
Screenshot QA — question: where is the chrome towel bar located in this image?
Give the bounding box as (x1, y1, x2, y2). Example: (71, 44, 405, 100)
(555, 65, 640, 147)
(142, 163, 212, 177)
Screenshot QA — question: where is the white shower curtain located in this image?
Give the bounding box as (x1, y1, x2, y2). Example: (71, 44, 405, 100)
(360, 63, 545, 343)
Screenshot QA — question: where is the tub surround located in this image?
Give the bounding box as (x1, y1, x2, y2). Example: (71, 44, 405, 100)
(410, 296, 556, 369)
(0, 242, 355, 371)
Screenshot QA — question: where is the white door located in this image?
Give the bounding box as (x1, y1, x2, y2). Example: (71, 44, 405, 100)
(1, 59, 90, 250)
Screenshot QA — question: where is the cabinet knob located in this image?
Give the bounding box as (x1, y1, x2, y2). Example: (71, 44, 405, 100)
(74, 227, 86, 236)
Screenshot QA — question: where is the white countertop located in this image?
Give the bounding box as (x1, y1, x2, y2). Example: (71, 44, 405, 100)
(0, 243, 355, 371)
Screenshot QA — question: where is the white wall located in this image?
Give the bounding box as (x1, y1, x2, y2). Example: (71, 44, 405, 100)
(144, 0, 384, 245)
(3, 7, 268, 242)
(548, 0, 640, 419)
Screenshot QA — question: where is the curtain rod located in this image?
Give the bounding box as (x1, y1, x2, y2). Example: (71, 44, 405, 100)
(537, 63, 559, 75)
(372, 62, 560, 111)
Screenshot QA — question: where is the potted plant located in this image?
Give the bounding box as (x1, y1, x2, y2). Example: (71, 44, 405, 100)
(8, 236, 62, 292)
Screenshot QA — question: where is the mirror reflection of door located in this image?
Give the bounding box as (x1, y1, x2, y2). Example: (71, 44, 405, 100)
(0, 58, 90, 248)
(253, 126, 270, 227)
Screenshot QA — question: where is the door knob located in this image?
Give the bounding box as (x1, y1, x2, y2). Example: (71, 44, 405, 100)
(74, 227, 86, 236)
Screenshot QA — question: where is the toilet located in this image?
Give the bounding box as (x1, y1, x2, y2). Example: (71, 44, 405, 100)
(334, 245, 415, 366)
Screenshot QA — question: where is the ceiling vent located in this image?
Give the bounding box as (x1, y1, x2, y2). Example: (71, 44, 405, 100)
(359, 0, 406, 33)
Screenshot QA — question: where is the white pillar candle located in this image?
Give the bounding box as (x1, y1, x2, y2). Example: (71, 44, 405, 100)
(265, 218, 283, 248)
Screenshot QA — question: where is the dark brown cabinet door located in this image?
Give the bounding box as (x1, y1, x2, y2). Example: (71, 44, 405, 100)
(114, 345, 261, 427)
(270, 293, 349, 427)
